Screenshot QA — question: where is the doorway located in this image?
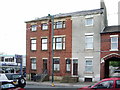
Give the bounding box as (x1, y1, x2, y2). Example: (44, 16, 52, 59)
(73, 59, 78, 75)
(101, 56, 120, 79)
(43, 59, 47, 73)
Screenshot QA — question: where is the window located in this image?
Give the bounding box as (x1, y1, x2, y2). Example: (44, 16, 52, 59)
(85, 35, 93, 49)
(1, 57, 4, 62)
(31, 25, 37, 31)
(30, 39, 36, 51)
(53, 37, 65, 50)
(31, 58, 36, 70)
(66, 59, 71, 72)
(54, 21, 66, 29)
(42, 23, 48, 30)
(41, 38, 48, 50)
(53, 58, 60, 71)
(94, 80, 114, 89)
(110, 35, 118, 51)
(116, 80, 120, 88)
(85, 18, 93, 26)
(85, 59, 93, 72)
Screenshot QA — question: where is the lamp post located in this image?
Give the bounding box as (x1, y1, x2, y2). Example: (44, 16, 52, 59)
(48, 14, 54, 87)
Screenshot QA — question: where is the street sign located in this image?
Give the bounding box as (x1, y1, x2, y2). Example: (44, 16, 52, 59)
(15, 55, 22, 63)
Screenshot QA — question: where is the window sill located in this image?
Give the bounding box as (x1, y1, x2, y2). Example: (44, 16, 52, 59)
(31, 30, 37, 32)
(84, 72, 94, 74)
(31, 50, 37, 52)
(53, 49, 66, 51)
(41, 29, 48, 31)
(41, 49, 48, 51)
(110, 49, 118, 51)
(66, 71, 71, 73)
(54, 71, 60, 73)
(54, 28, 66, 30)
(85, 25, 93, 27)
(85, 48, 93, 50)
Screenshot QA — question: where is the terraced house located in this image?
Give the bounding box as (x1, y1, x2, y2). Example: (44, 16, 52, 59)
(25, 1, 107, 82)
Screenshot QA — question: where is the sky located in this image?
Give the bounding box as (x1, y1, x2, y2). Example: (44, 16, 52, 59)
(0, 0, 119, 55)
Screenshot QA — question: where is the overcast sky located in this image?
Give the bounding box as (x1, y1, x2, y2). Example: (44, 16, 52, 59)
(0, 0, 119, 55)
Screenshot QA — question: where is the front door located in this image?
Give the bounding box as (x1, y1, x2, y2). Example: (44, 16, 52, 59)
(73, 59, 78, 75)
(43, 59, 47, 73)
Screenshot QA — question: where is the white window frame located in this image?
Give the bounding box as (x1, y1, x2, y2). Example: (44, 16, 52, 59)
(31, 25, 37, 31)
(53, 58, 60, 71)
(85, 18, 93, 26)
(30, 39, 37, 51)
(66, 59, 71, 72)
(41, 38, 48, 50)
(42, 23, 48, 30)
(110, 35, 118, 51)
(85, 35, 93, 49)
(31, 58, 36, 70)
(54, 21, 66, 29)
(85, 58, 93, 72)
(53, 36, 65, 50)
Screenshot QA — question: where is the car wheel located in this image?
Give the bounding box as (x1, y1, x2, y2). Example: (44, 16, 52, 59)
(18, 78, 26, 88)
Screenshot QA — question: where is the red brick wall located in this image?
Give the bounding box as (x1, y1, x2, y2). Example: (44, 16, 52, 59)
(26, 18, 72, 76)
(100, 32, 120, 79)
(101, 33, 120, 59)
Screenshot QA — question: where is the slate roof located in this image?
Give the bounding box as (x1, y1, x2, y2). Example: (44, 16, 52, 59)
(101, 25, 120, 34)
(25, 8, 104, 23)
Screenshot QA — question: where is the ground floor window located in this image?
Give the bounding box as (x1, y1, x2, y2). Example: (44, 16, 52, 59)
(66, 59, 71, 72)
(31, 58, 36, 70)
(53, 58, 60, 72)
(85, 58, 93, 72)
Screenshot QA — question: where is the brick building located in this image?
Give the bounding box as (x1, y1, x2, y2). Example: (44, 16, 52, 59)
(26, 15, 72, 80)
(25, 1, 107, 82)
(100, 25, 120, 79)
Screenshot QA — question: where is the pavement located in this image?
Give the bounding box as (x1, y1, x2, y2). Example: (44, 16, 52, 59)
(26, 80, 95, 88)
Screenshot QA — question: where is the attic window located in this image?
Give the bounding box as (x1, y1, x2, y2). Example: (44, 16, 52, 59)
(85, 18, 93, 26)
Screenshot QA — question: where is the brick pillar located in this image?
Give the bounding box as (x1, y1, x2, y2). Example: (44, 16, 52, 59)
(100, 62, 105, 79)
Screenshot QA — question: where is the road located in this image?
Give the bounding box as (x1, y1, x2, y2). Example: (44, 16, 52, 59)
(25, 84, 78, 90)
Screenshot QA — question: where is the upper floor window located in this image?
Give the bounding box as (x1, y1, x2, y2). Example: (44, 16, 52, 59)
(85, 18, 93, 26)
(53, 37, 65, 50)
(31, 58, 36, 70)
(30, 39, 36, 51)
(85, 59, 93, 72)
(54, 21, 66, 29)
(110, 35, 118, 51)
(41, 38, 48, 50)
(42, 23, 48, 30)
(31, 25, 37, 31)
(85, 35, 93, 49)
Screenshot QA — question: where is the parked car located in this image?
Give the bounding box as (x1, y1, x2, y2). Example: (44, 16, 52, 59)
(0, 73, 26, 88)
(78, 77, 120, 90)
(0, 81, 25, 90)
